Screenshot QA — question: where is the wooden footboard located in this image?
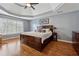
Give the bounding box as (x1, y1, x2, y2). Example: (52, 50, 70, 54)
(20, 34, 53, 51)
(20, 34, 43, 51)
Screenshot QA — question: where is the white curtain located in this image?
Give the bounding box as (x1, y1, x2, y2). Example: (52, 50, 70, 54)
(0, 18, 24, 34)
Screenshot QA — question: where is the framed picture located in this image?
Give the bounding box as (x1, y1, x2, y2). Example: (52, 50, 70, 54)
(39, 18, 49, 24)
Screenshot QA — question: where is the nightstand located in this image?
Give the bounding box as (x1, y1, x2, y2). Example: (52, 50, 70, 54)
(0, 34, 2, 44)
(52, 32, 57, 41)
(72, 31, 79, 55)
(0, 38, 2, 44)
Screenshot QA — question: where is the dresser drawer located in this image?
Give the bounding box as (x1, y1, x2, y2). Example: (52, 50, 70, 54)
(72, 31, 79, 55)
(76, 34, 79, 39)
(0, 38, 2, 44)
(72, 32, 79, 42)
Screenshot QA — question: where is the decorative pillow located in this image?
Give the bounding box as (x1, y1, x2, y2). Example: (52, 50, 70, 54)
(41, 29, 46, 32)
(41, 29, 50, 32)
(45, 29, 50, 32)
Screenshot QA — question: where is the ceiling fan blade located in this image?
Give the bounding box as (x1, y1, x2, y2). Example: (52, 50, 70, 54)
(31, 5, 35, 10)
(15, 3, 24, 7)
(24, 6, 27, 9)
(31, 3, 39, 5)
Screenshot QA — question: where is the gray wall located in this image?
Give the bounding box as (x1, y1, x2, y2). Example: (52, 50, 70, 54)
(49, 11, 79, 41)
(30, 11, 79, 41)
(23, 20, 31, 32)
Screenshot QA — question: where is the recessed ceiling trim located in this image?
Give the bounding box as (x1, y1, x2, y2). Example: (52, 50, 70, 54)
(0, 4, 54, 18)
(0, 14, 28, 21)
(15, 3, 24, 7)
(0, 3, 65, 20)
(0, 5, 34, 17)
(0, 8, 36, 20)
(0, 5, 54, 20)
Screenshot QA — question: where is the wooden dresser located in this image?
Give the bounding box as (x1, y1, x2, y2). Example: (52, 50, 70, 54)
(0, 34, 2, 44)
(72, 31, 79, 55)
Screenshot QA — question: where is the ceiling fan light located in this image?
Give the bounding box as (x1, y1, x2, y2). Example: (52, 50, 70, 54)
(26, 3, 31, 7)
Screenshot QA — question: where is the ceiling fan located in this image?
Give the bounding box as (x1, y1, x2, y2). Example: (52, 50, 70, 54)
(15, 3, 39, 10)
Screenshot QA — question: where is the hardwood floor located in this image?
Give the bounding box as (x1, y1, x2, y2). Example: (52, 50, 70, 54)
(0, 37, 78, 56)
(21, 41, 77, 56)
(0, 38, 20, 56)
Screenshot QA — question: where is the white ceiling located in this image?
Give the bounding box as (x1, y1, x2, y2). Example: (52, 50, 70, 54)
(56, 3, 79, 14)
(0, 3, 79, 20)
(0, 3, 61, 16)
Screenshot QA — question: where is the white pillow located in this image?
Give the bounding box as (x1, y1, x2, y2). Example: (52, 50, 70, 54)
(42, 29, 50, 32)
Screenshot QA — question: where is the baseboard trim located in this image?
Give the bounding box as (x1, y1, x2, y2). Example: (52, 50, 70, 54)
(58, 39, 73, 43)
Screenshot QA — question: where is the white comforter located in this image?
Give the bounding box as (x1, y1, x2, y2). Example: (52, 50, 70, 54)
(21, 32, 52, 43)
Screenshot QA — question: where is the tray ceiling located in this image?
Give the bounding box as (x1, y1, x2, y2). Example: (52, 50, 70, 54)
(0, 3, 79, 20)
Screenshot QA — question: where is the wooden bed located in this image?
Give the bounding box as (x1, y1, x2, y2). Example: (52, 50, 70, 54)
(20, 25, 55, 51)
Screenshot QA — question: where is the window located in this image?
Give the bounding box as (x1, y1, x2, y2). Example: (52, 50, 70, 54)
(0, 18, 24, 34)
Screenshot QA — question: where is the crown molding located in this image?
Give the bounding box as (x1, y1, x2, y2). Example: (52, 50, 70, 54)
(0, 5, 54, 20)
(0, 5, 34, 17)
(0, 3, 65, 20)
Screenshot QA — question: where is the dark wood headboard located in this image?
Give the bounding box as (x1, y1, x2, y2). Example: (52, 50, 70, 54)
(37, 25, 53, 32)
(42, 25, 53, 29)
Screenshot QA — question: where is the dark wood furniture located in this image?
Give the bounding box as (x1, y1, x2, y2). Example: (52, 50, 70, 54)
(0, 35, 2, 44)
(20, 25, 57, 51)
(72, 31, 79, 55)
(52, 32, 57, 41)
(0, 39, 2, 44)
(20, 34, 53, 51)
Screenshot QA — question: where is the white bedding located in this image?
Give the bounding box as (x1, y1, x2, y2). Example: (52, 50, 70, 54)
(21, 31, 52, 43)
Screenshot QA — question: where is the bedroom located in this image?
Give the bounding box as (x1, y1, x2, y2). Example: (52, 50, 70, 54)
(0, 3, 79, 56)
